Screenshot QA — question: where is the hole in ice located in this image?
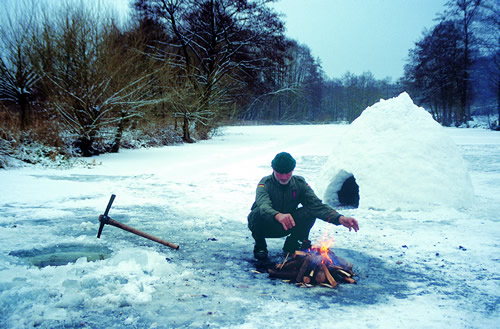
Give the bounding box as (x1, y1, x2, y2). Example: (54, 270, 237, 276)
(337, 175, 359, 208)
(9, 243, 112, 268)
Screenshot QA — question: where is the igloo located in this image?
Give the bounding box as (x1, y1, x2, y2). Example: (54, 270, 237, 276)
(316, 92, 474, 210)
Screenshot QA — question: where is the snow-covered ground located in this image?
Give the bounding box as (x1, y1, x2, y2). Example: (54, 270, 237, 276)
(0, 123, 499, 328)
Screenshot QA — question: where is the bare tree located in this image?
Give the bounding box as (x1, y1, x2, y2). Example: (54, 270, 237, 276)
(476, 0, 500, 126)
(0, 0, 41, 132)
(134, 0, 285, 141)
(237, 40, 323, 122)
(444, 0, 483, 125)
(404, 20, 466, 126)
(32, 1, 163, 155)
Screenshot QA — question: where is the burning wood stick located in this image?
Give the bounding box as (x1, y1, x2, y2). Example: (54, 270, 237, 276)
(296, 255, 313, 283)
(343, 277, 356, 284)
(277, 252, 290, 270)
(269, 243, 356, 288)
(276, 257, 302, 271)
(293, 250, 307, 258)
(268, 268, 299, 280)
(314, 267, 326, 284)
(330, 254, 353, 272)
(321, 263, 338, 288)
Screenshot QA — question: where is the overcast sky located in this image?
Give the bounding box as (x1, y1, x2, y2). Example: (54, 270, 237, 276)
(274, 0, 447, 80)
(108, 0, 448, 81)
(2, 0, 447, 81)
(270, 0, 448, 80)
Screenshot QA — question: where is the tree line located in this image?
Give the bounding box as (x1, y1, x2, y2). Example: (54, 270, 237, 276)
(403, 0, 499, 128)
(0, 0, 404, 158)
(1, 0, 498, 164)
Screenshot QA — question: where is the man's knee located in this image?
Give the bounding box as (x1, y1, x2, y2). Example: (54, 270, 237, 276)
(248, 210, 264, 232)
(292, 207, 316, 225)
(248, 210, 287, 238)
(289, 207, 316, 240)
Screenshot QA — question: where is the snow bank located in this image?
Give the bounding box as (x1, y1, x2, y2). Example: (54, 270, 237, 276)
(317, 92, 474, 210)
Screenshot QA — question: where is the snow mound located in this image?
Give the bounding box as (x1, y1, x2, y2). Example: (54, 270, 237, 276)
(317, 92, 474, 210)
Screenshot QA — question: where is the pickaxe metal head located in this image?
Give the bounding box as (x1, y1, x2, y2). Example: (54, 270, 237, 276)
(97, 194, 115, 238)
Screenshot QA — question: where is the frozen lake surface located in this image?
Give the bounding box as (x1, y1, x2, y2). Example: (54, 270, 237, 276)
(0, 124, 499, 328)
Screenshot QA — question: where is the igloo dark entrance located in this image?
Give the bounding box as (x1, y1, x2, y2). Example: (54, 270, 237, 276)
(337, 175, 359, 207)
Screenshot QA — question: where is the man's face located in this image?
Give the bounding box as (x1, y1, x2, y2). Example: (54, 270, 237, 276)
(273, 170, 293, 185)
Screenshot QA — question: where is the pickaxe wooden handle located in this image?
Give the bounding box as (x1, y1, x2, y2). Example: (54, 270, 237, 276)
(97, 194, 179, 250)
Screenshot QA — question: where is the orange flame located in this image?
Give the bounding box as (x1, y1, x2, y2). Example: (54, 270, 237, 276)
(314, 234, 335, 264)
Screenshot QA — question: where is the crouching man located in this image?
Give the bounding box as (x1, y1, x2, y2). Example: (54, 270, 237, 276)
(248, 152, 359, 260)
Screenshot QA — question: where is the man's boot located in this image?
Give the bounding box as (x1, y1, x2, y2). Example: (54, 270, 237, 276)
(253, 236, 268, 260)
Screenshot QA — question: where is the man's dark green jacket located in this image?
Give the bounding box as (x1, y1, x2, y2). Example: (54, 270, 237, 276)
(249, 174, 342, 225)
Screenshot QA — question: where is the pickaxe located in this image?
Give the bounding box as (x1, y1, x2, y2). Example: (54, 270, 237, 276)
(97, 194, 179, 250)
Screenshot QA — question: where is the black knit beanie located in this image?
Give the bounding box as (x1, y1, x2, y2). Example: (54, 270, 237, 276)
(271, 152, 296, 173)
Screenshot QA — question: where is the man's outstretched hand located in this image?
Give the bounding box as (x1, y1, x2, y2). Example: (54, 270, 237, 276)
(275, 213, 295, 231)
(339, 216, 359, 232)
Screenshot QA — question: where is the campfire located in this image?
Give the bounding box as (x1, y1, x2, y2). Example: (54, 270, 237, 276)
(267, 239, 356, 288)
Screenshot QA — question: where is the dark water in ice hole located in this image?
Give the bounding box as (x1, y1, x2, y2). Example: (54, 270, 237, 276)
(9, 243, 113, 268)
